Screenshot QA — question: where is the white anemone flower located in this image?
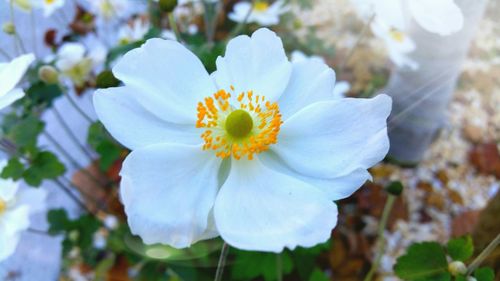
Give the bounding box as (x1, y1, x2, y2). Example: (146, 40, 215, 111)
(0, 161, 47, 262)
(351, 0, 463, 36)
(371, 19, 418, 70)
(229, 0, 288, 26)
(93, 28, 392, 252)
(118, 18, 150, 45)
(34, 0, 65, 17)
(87, 0, 130, 22)
(0, 53, 35, 110)
(55, 42, 96, 87)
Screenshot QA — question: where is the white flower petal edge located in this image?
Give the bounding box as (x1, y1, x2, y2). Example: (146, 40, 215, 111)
(408, 0, 463, 36)
(93, 86, 200, 150)
(112, 38, 217, 124)
(278, 59, 336, 120)
(120, 143, 222, 248)
(0, 53, 35, 108)
(214, 158, 338, 252)
(212, 28, 292, 103)
(0, 232, 21, 262)
(272, 94, 392, 178)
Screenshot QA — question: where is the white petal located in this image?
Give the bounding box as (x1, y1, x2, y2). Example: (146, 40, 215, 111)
(214, 158, 338, 252)
(259, 152, 372, 200)
(333, 81, 350, 98)
(0, 53, 34, 98)
(120, 143, 222, 248)
(0, 177, 19, 202)
(93, 86, 200, 150)
(212, 28, 292, 102)
(273, 95, 392, 178)
(0, 206, 30, 237)
(278, 59, 336, 120)
(0, 232, 20, 262)
(408, 0, 463, 36)
(0, 88, 25, 110)
(228, 2, 252, 23)
(112, 38, 217, 123)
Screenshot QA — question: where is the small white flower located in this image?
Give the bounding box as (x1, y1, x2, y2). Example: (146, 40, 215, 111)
(0, 161, 47, 262)
(94, 28, 391, 252)
(370, 19, 418, 70)
(87, 0, 130, 21)
(0, 53, 35, 110)
(229, 0, 288, 26)
(103, 214, 118, 229)
(118, 18, 150, 45)
(34, 0, 65, 17)
(55, 42, 95, 87)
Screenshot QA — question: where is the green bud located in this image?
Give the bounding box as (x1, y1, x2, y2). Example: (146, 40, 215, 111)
(2, 22, 15, 35)
(385, 181, 404, 196)
(159, 0, 178, 13)
(68, 230, 80, 242)
(96, 70, 120, 88)
(38, 65, 59, 84)
(448, 261, 467, 276)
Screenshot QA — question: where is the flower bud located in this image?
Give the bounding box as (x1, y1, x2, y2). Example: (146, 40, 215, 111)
(159, 0, 177, 13)
(467, 277, 477, 281)
(448, 261, 467, 276)
(2, 22, 15, 35)
(385, 181, 404, 196)
(38, 65, 59, 84)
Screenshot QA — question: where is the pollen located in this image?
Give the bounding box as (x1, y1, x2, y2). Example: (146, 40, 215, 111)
(196, 87, 282, 160)
(0, 199, 6, 214)
(254, 1, 269, 12)
(389, 28, 406, 43)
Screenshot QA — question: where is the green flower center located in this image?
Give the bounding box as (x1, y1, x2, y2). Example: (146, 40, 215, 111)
(225, 109, 253, 139)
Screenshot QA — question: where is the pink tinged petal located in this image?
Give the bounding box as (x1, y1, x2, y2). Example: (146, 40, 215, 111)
(273, 95, 392, 178)
(408, 0, 464, 36)
(214, 158, 338, 252)
(112, 38, 217, 124)
(93, 86, 200, 150)
(120, 143, 222, 248)
(278, 59, 336, 120)
(212, 28, 292, 102)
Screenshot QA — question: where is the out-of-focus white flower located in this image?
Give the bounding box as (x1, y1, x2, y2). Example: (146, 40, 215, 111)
(87, 0, 130, 21)
(34, 0, 65, 17)
(55, 42, 95, 87)
(229, 0, 288, 26)
(0, 161, 47, 262)
(103, 214, 118, 229)
(371, 19, 418, 70)
(94, 28, 392, 252)
(160, 29, 177, 41)
(0, 53, 35, 110)
(118, 18, 150, 45)
(291, 50, 351, 98)
(350, 0, 463, 36)
(93, 229, 107, 249)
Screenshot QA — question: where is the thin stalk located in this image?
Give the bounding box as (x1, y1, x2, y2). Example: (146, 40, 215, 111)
(30, 10, 39, 57)
(466, 233, 500, 275)
(0, 48, 12, 60)
(214, 243, 230, 281)
(340, 13, 375, 72)
(228, 0, 254, 39)
(63, 90, 94, 123)
(51, 106, 94, 162)
(363, 195, 396, 281)
(52, 178, 91, 213)
(168, 12, 181, 42)
(202, 0, 221, 45)
(61, 176, 109, 213)
(276, 253, 283, 281)
(28, 228, 50, 236)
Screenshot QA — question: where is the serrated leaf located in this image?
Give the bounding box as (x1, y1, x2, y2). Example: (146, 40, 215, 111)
(447, 236, 474, 262)
(23, 151, 66, 186)
(474, 267, 494, 281)
(1, 158, 25, 180)
(232, 251, 294, 281)
(47, 208, 70, 234)
(394, 242, 448, 280)
(5, 115, 44, 148)
(26, 81, 62, 106)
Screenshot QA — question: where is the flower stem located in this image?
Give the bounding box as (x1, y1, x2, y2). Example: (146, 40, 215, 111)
(466, 233, 500, 275)
(214, 242, 230, 281)
(202, 0, 221, 45)
(52, 177, 92, 213)
(228, 0, 254, 39)
(340, 13, 375, 73)
(276, 253, 283, 281)
(168, 12, 181, 42)
(30, 10, 39, 58)
(63, 90, 94, 124)
(363, 194, 396, 281)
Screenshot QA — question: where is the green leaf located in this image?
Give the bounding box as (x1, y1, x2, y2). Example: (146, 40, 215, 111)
(1, 158, 25, 180)
(232, 251, 294, 281)
(25, 81, 62, 106)
(47, 209, 70, 234)
(308, 268, 330, 281)
(96, 141, 121, 170)
(474, 267, 495, 281)
(447, 236, 474, 262)
(394, 242, 449, 280)
(455, 275, 467, 281)
(5, 114, 44, 148)
(23, 151, 66, 186)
